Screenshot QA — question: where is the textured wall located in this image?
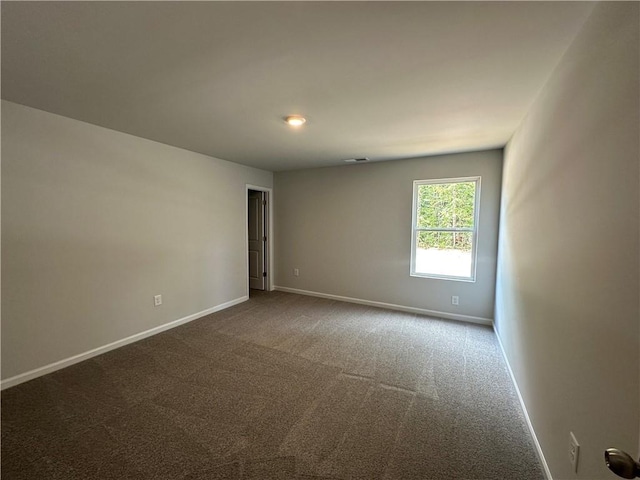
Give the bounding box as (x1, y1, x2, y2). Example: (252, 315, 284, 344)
(495, 3, 639, 478)
(1, 101, 273, 379)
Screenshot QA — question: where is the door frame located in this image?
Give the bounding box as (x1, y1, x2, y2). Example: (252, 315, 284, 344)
(245, 184, 274, 294)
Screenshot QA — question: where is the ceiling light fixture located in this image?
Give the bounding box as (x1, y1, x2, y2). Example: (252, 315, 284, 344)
(285, 115, 306, 127)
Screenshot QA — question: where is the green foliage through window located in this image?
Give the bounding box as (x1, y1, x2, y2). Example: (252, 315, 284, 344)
(417, 231, 473, 252)
(416, 181, 476, 252)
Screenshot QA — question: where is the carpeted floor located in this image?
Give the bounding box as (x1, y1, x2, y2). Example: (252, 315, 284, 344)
(1, 291, 545, 479)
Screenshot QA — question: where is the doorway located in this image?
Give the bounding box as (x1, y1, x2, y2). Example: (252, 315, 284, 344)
(246, 186, 272, 293)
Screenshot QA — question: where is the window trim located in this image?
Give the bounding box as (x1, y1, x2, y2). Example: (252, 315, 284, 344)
(410, 176, 481, 282)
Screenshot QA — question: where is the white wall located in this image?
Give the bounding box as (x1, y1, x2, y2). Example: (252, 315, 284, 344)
(1, 101, 273, 381)
(274, 149, 502, 322)
(495, 3, 639, 479)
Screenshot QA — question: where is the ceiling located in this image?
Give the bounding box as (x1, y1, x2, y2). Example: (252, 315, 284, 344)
(2, 1, 595, 172)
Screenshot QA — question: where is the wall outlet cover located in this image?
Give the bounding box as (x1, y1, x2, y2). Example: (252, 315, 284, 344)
(569, 431, 580, 473)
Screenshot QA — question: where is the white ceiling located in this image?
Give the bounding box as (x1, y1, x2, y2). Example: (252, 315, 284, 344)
(1, 1, 595, 172)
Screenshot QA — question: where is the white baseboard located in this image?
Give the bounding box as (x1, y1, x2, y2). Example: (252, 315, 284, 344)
(273, 286, 492, 326)
(494, 327, 553, 480)
(1, 295, 248, 390)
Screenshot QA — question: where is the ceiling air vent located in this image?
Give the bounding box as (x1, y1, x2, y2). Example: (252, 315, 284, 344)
(344, 157, 370, 163)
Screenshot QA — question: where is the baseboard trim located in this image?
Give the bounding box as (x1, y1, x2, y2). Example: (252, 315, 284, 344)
(1, 295, 248, 390)
(494, 327, 553, 480)
(273, 286, 492, 326)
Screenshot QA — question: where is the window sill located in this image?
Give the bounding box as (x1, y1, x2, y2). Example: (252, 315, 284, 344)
(410, 272, 476, 283)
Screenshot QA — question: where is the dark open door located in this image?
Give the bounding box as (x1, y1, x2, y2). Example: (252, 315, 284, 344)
(248, 190, 266, 290)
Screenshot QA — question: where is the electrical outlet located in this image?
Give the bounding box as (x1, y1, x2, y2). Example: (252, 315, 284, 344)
(154, 294, 162, 306)
(451, 295, 459, 306)
(569, 432, 580, 473)
(293, 268, 299, 277)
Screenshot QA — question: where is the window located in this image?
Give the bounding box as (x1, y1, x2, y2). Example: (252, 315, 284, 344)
(410, 177, 480, 281)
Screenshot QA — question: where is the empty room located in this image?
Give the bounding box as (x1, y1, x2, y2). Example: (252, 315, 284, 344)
(1, 2, 638, 480)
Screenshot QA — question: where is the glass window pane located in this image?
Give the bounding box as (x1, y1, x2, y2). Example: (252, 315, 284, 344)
(416, 181, 476, 229)
(414, 231, 473, 278)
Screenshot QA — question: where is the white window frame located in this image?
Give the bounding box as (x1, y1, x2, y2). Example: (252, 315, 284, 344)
(410, 176, 481, 282)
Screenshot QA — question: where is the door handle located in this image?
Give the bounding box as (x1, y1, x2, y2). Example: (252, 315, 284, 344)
(605, 448, 640, 478)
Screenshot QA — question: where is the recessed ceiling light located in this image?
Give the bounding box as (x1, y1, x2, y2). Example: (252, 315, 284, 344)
(285, 115, 306, 127)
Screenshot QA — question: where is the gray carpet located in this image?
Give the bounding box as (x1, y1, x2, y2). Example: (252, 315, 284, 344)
(1, 291, 545, 479)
